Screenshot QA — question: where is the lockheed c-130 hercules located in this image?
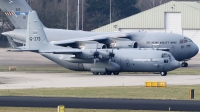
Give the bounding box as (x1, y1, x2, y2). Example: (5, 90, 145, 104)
(8, 11, 180, 76)
(0, 0, 198, 67)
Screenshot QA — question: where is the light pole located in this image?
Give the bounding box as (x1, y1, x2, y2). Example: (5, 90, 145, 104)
(110, 0, 111, 23)
(67, 0, 68, 30)
(77, 0, 79, 30)
(82, 0, 84, 31)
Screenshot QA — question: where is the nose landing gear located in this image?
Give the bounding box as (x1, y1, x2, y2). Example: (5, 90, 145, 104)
(181, 62, 188, 67)
(160, 71, 167, 76)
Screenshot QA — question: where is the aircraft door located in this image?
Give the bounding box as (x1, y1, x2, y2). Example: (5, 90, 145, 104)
(186, 44, 192, 57)
(126, 59, 130, 67)
(162, 59, 169, 71)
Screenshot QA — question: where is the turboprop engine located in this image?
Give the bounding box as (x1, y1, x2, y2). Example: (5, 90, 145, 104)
(110, 41, 138, 48)
(105, 38, 138, 48)
(77, 41, 107, 49)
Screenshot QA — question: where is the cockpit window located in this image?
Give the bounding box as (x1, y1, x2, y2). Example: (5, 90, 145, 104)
(161, 53, 174, 61)
(164, 59, 168, 63)
(188, 39, 193, 42)
(161, 53, 172, 60)
(180, 38, 193, 44)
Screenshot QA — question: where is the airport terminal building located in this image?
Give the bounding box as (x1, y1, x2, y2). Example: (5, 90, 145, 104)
(92, 1, 200, 48)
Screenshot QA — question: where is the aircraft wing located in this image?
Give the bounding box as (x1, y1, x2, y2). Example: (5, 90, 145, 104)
(50, 33, 129, 46)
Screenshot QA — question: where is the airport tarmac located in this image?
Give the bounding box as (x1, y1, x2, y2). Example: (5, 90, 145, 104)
(0, 72, 200, 89)
(1, 96, 200, 111)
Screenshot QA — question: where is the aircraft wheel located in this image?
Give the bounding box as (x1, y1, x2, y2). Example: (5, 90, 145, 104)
(181, 62, 188, 67)
(113, 72, 119, 75)
(93, 72, 99, 75)
(160, 71, 167, 76)
(184, 63, 188, 67)
(100, 72, 106, 75)
(181, 63, 185, 67)
(106, 72, 112, 75)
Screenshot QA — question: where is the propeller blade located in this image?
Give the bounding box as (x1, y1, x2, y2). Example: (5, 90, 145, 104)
(109, 58, 111, 64)
(108, 49, 115, 64)
(94, 58, 96, 64)
(96, 44, 98, 51)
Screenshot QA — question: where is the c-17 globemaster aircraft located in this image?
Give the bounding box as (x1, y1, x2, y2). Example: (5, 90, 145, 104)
(0, 0, 198, 67)
(9, 11, 180, 76)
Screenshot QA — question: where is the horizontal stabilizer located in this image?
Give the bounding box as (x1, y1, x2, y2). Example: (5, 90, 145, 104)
(7, 49, 38, 52)
(39, 49, 82, 54)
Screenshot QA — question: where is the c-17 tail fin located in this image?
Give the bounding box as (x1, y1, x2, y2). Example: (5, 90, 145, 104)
(0, 0, 31, 29)
(0, 0, 45, 29)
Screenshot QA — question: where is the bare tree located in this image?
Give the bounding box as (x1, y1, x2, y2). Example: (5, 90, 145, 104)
(136, 0, 169, 11)
(136, 0, 199, 11)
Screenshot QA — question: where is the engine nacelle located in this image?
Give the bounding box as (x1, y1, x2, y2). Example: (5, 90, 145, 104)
(79, 43, 107, 49)
(110, 41, 138, 48)
(76, 49, 111, 59)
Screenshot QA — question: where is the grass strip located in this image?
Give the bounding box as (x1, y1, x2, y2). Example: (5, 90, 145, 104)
(0, 86, 199, 100)
(0, 107, 167, 112)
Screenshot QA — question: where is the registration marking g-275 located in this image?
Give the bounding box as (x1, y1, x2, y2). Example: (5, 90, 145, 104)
(29, 37, 41, 41)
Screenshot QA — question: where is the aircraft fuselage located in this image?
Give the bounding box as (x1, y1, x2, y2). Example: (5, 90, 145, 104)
(41, 49, 180, 73)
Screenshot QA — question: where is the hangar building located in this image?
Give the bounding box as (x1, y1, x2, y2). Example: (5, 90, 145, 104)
(92, 1, 200, 48)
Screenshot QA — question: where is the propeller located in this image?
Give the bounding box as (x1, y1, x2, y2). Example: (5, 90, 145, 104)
(93, 44, 99, 64)
(108, 48, 115, 64)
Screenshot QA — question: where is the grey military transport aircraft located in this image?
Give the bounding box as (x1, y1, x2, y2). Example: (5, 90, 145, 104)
(8, 11, 180, 76)
(0, 0, 199, 67)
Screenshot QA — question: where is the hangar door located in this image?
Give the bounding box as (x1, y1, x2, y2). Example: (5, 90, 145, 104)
(165, 13, 182, 34)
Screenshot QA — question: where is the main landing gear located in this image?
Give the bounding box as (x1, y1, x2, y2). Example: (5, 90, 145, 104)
(181, 62, 188, 67)
(93, 71, 119, 75)
(160, 71, 167, 76)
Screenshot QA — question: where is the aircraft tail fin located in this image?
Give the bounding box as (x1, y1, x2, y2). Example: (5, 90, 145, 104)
(8, 10, 82, 54)
(0, 0, 32, 29)
(26, 10, 48, 50)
